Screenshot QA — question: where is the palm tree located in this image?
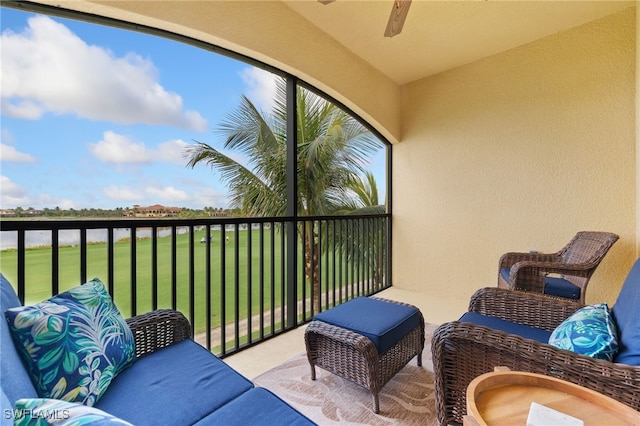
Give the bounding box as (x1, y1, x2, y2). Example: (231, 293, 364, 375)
(337, 171, 383, 214)
(332, 171, 387, 289)
(184, 78, 383, 312)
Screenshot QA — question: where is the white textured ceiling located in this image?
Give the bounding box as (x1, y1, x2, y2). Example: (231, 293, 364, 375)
(283, 1, 633, 85)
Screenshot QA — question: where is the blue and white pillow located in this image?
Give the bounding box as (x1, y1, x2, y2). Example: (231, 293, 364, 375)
(5, 278, 136, 406)
(13, 398, 133, 425)
(548, 303, 618, 361)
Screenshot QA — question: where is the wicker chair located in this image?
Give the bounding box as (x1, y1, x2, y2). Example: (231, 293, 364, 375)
(431, 280, 640, 425)
(498, 231, 619, 303)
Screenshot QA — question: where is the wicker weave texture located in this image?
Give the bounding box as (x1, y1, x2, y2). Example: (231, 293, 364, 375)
(305, 298, 425, 414)
(469, 287, 583, 331)
(497, 231, 619, 303)
(432, 287, 640, 426)
(126, 309, 192, 358)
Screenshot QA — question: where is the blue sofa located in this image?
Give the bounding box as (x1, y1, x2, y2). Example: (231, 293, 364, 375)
(1, 275, 315, 425)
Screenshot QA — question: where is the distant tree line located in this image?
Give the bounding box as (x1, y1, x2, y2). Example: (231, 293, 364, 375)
(1, 206, 232, 219)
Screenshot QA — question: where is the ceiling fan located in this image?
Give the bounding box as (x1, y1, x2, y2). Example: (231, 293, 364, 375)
(318, 0, 412, 38)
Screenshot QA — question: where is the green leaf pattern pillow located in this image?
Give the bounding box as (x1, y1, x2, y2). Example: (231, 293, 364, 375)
(548, 303, 618, 361)
(5, 278, 136, 406)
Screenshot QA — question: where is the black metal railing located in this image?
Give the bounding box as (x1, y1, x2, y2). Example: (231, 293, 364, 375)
(0, 214, 390, 356)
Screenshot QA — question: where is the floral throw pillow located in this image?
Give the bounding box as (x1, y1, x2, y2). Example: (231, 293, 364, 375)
(5, 278, 136, 406)
(13, 398, 133, 425)
(548, 303, 619, 361)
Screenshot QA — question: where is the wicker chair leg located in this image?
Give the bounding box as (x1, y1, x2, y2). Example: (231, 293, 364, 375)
(310, 364, 316, 381)
(372, 393, 380, 414)
(417, 351, 422, 367)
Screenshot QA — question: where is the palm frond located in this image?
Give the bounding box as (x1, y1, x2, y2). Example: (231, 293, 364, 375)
(184, 78, 384, 219)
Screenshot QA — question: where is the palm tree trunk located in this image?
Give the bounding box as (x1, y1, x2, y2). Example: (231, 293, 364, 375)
(304, 226, 321, 313)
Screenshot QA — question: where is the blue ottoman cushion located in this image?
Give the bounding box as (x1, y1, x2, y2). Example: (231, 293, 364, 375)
(313, 297, 421, 354)
(95, 339, 253, 425)
(194, 388, 316, 426)
(460, 312, 552, 344)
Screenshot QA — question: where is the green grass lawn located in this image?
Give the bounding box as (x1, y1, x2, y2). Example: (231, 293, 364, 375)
(0, 227, 311, 334)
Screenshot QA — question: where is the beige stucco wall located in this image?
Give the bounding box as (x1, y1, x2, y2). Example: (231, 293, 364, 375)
(637, 1, 640, 256)
(394, 7, 637, 307)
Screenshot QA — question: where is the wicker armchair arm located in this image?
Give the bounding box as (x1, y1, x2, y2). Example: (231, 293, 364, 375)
(126, 309, 192, 359)
(512, 260, 595, 278)
(431, 321, 640, 425)
(468, 287, 583, 331)
(498, 251, 558, 269)
(508, 260, 594, 293)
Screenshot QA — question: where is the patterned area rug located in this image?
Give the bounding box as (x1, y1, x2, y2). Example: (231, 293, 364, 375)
(253, 324, 439, 425)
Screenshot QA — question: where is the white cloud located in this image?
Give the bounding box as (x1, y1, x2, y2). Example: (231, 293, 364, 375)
(239, 67, 278, 113)
(101, 182, 227, 209)
(103, 185, 140, 202)
(192, 187, 228, 208)
(0, 175, 29, 207)
(0, 143, 37, 162)
(31, 194, 77, 210)
(0, 175, 75, 209)
(1, 15, 207, 131)
(103, 183, 188, 204)
(146, 185, 190, 202)
(89, 131, 149, 164)
(155, 139, 190, 164)
(1, 129, 15, 144)
(1, 99, 43, 120)
(89, 131, 188, 165)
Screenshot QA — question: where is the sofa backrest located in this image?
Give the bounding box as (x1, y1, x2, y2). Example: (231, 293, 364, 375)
(0, 274, 38, 407)
(612, 259, 640, 365)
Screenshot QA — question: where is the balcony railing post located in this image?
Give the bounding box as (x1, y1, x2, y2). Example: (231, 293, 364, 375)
(285, 76, 298, 329)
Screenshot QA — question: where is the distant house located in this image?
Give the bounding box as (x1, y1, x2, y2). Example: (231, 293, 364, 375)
(209, 210, 231, 218)
(0, 209, 15, 217)
(124, 204, 182, 218)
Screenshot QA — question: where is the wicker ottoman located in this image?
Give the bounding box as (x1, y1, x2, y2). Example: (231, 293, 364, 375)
(304, 297, 424, 413)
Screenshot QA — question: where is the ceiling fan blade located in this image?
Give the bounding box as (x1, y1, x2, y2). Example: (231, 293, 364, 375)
(384, 0, 412, 38)
(318, 0, 335, 4)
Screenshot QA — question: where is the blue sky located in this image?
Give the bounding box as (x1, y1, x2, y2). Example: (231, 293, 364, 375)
(0, 7, 385, 211)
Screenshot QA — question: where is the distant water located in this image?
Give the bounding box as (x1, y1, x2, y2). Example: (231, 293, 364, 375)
(0, 224, 261, 251)
(0, 227, 189, 251)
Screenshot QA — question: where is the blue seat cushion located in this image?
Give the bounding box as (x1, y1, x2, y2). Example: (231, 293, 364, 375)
(194, 387, 316, 426)
(612, 259, 640, 365)
(313, 297, 421, 354)
(500, 267, 580, 300)
(14, 398, 134, 426)
(544, 276, 580, 300)
(459, 312, 552, 344)
(0, 274, 38, 408)
(1, 390, 13, 426)
(500, 267, 511, 282)
(95, 339, 253, 425)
